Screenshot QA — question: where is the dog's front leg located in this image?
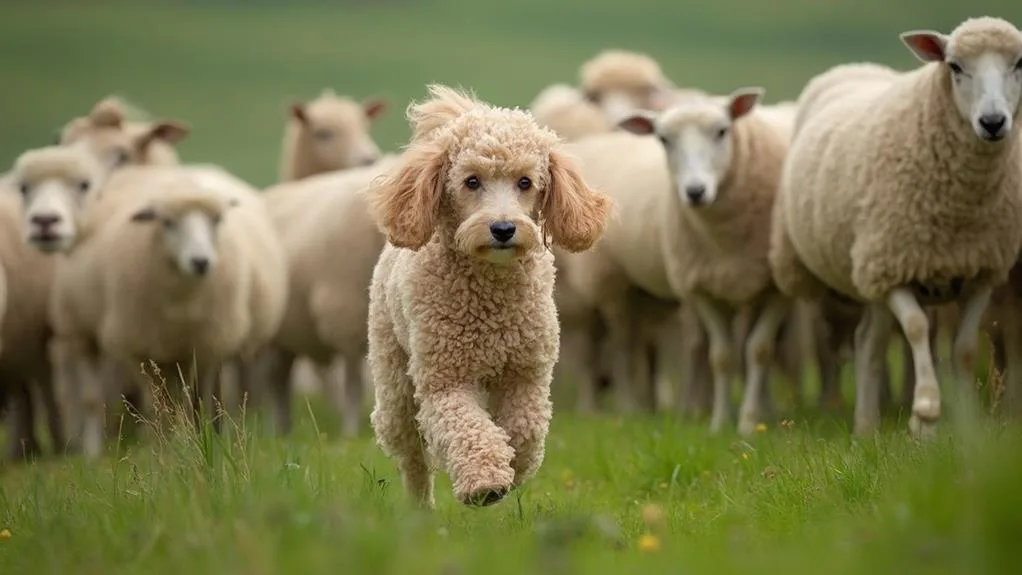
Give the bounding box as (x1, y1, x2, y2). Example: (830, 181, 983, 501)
(417, 385, 515, 506)
(491, 364, 554, 489)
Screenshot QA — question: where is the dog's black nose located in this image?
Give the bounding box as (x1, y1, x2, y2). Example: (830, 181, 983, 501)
(190, 256, 210, 275)
(685, 184, 706, 204)
(489, 221, 516, 243)
(979, 113, 1006, 138)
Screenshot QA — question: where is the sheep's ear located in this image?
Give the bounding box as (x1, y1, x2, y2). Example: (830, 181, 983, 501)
(289, 102, 309, 124)
(900, 31, 948, 63)
(149, 121, 190, 144)
(134, 121, 189, 155)
(130, 206, 158, 223)
(726, 87, 764, 120)
(617, 112, 657, 136)
(363, 98, 387, 120)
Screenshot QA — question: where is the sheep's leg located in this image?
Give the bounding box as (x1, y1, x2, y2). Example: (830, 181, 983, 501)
(191, 361, 223, 433)
(332, 352, 365, 438)
(369, 320, 433, 507)
(562, 320, 598, 414)
(36, 367, 65, 454)
(491, 363, 553, 489)
(738, 293, 791, 435)
(4, 385, 40, 461)
(258, 345, 295, 436)
(814, 307, 844, 412)
(1002, 297, 1022, 416)
(854, 302, 894, 435)
(678, 308, 712, 420)
(79, 353, 108, 460)
(950, 287, 992, 428)
(886, 288, 940, 439)
(690, 294, 735, 433)
(600, 299, 640, 414)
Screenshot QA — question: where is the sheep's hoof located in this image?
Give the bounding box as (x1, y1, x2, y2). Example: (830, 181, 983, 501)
(462, 486, 509, 507)
(908, 415, 937, 442)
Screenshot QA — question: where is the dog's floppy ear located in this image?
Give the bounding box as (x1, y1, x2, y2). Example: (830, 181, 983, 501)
(368, 139, 448, 249)
(542, 148, 612, 252)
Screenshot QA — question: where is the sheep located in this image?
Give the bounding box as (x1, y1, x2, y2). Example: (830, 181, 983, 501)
(365, 84, 611, 507)
(769, 16, 1022, 438)
(529, 84, 614, 142)
(59, 96, 188, 171)
(15, 145, 280, 458)
(615, 87, 791, 434)
(255, 155, 402, 437)
(578, 49, 679, 123)
(279, 89, 387, 181)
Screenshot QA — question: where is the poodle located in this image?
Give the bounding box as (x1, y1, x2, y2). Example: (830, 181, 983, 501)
(365, 84, 612, 508)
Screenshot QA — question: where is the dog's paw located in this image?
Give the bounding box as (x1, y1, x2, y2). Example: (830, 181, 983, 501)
(461, 485, 509, 507)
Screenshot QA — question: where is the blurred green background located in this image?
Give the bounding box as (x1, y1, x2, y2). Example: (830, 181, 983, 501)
(0, 0, 1017, 187)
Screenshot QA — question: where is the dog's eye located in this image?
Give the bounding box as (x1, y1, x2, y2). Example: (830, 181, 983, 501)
(77, 180, 90, 194)
(465, 176, 481, 190)
(517, 176, 532, 191)
(716, 127, 729, 140)
(948, 61, 964, 75)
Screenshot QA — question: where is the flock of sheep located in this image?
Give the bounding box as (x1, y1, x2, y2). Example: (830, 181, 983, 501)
(0, 15, 1019, 480)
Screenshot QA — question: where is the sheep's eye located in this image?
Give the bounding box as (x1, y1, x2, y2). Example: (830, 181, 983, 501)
(77, 180, 90, 193)
(211, 215, 222, 226)
(517, 176, 532, 191)
(465, 176, 481, 190)
(112, 148, 130, 167)
(948, 62, 964, 74)
(162, 220, 175, 229)
(313, 129, 333, 141)
(716, 127, 729, 140)
(18, 183, 29, 196)
(583, 90, 600, 104)
(657, 134, 670, 147)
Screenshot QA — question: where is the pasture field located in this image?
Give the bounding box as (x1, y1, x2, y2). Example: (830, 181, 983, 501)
(2, 1, 1022, 573)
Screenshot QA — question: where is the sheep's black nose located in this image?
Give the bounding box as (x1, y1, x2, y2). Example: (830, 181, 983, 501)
(979, 113, 1006, 138)
(685, 184, 706, 204)
(31, 214, 61, 228)
(190, 256, 210, 275)
(489, 221, 516, 243)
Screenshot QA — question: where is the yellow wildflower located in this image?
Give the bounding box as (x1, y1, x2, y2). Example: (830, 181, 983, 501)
(638, 532, 661, 552)
(0, 528, 10, 540)
(755, 423, 767, 433)
(741, 452, 750, 461)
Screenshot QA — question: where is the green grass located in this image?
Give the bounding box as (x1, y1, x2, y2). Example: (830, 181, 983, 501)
(4, 2, 1022, 573)
(2, 384, 1021, 575)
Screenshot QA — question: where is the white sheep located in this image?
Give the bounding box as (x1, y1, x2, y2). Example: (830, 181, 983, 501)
(255, 155, 402, 437)
(279, 89, 387, 181)
(616, 87, 792, 434)
(770, 16, 1022, 438)
(15, 146, 281, 458)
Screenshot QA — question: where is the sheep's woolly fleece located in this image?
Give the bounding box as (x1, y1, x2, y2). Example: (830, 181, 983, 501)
(774, 16, 1022, 303)
(13, 147, 105, 187)
(579, 50, 671, 93)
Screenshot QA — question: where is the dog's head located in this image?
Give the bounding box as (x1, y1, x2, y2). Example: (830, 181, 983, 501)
(368, 84, 612, 264)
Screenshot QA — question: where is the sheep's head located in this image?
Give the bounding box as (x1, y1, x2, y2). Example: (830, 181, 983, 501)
(618, 87, 763, 207)
(289, 90, 387, 170)
(12, 145, 106, 253)
(579, 50, 677, 124)
(902, 17, 1022, 142)
(60, 97, 190, 171)
(367, 84, 612, 262)
(128, 189, 239, 278)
